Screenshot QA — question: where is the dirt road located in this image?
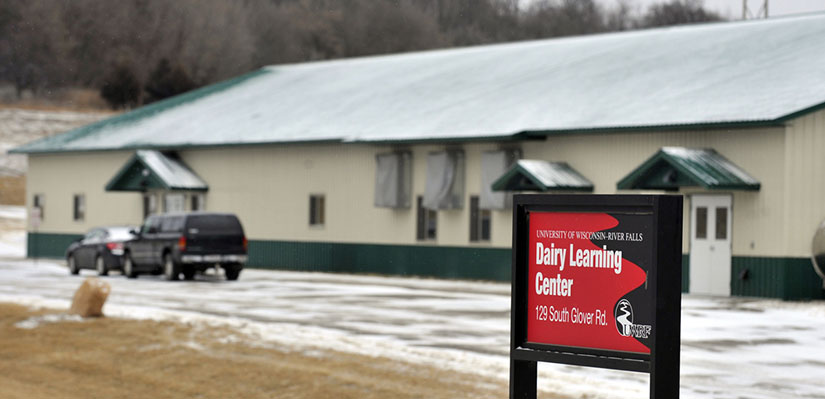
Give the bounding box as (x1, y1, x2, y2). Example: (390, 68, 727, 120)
(0, 303, 506, 399)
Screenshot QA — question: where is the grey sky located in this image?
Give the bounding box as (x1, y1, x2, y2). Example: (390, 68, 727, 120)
(601, 0, 825, 19)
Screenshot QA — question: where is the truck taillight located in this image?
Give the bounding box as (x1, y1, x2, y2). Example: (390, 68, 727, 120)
(243, 236, 248, 251)
(178, 236, 187, 251)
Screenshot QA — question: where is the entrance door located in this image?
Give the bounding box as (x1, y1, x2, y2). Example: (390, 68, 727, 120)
(689, 194, 732, 296)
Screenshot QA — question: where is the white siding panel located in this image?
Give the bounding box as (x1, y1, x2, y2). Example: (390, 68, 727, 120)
(524, 127, 785, 257)
(784, 108, 825, 256)
(27, 151, 143, 233)
(26, 125, 787, 257)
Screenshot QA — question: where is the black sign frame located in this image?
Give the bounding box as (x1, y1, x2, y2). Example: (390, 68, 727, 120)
(509, 194, 683, 399)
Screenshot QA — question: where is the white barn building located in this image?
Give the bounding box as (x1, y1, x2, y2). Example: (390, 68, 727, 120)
(13, 14, 825, 299)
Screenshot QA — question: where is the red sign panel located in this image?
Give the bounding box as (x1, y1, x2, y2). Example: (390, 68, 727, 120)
(527, 211, 653, 354)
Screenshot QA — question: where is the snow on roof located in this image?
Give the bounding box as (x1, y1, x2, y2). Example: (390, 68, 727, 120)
(137, 150, 207, 190)
(660, 147, 760, 187)
(517, 160, 593, 189)
(12, 13, 825, 153)
(492, 160, 594, 191)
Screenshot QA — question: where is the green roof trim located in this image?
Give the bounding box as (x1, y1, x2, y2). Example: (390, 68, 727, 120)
(105, 150, 208, 192)
(491, 160, 594, 192)
(617, 147, 760, 191)
(10, 69, 270, 155)
(518, 119, 785, 138)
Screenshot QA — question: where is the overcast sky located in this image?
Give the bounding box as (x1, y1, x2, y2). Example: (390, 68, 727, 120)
(601, 0, 825, 19)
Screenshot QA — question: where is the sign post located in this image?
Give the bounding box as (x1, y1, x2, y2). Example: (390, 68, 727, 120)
(510, 194, 682, 399)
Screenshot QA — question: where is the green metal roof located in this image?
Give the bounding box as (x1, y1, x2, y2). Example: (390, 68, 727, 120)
(617, 147, 760, 191)
(105, 150, 208, 192)
(491, 160, 594, 192)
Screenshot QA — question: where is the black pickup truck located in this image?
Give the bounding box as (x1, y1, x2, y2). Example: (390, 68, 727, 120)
(123, 212, 248, 281)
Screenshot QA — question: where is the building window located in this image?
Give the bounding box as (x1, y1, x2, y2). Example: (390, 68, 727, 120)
(73, 194, 85, 222)
(143, 193, 158, 219)
(695, 206, 707, 239)
(469, 196, 491, 242)
(164, 193, 185, 213)
(33, 194, 45, 221)
(715, 207, 728, 240)
(191, 193, 206, 211)
(416, 196, 437, 241)
(374, 151, 412, 208)
(423, 150, 465, 210)
(310, 194, 325, 226)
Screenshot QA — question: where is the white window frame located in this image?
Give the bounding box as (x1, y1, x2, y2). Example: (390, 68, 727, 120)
(163, 193, 185, 214)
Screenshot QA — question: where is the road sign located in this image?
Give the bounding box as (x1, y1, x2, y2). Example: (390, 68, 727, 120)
(510, 194, 683, 399)
(30, 207, 41, 229)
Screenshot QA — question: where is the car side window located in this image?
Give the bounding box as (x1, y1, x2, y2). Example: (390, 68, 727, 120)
(143, 216, 161, 234)
(171, 216, 184, 233)
(160, 216, 184, 233)
(150, 217, 162, 233)
(84, 229, 97, 241)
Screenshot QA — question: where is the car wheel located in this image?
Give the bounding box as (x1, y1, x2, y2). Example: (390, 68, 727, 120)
(68, 254, 79, 275)
(223, 264, 241, 281)
(95, 255, 108, 276)
(164, 253, 180, 281)
(123, 252, 137, 279)
(183, 269, 195, 281)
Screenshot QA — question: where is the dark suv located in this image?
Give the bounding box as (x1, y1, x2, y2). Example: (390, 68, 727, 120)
(123, 212, 247, 281)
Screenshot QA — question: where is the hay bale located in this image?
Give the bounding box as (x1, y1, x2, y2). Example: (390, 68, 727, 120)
(69, 278, 111, 317)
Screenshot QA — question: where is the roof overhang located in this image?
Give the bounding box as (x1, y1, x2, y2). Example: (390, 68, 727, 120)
(105, 150, 208, 192)
(491, 160, 594, 192)
(617, 147, 760, 191)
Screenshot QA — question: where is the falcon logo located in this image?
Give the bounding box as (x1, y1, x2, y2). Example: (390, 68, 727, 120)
(614, 298, 652, 339)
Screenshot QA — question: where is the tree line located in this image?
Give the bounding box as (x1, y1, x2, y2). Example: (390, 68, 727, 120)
(0, 0, 722, 109)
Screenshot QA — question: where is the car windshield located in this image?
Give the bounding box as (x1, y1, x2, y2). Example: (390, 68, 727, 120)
(106, 227, 135, 241)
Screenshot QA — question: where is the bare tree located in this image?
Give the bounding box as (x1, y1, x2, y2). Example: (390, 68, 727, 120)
(0, 0, 728, 105)
(641, 0, 723, 27)
(521, 0, 606, 39)
(0, 0, 72, 97)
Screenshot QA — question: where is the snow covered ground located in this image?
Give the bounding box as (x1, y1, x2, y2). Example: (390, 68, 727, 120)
(1, 254, 824, 399)
(0, 205, 25, 258)
(0, 108, 108, 175)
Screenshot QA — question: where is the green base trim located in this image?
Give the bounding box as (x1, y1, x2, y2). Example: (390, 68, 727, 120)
(731, 256, 825, 300)
(682, 254, 689, 293)
(247, 240, 511, 281)
(27, 232, 83, 259)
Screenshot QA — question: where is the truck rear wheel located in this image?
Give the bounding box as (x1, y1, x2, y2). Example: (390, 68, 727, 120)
(182, 266, 196, 281)
(223, 264, 241, 281)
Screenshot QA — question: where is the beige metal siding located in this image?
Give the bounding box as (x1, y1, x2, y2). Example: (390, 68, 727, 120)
(524, 127, 785, 257)
(783, 108, 825, 257)
(27, 151, 142, 233)
(26, 124, 788, 257)
(180, 143, 513, 247)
